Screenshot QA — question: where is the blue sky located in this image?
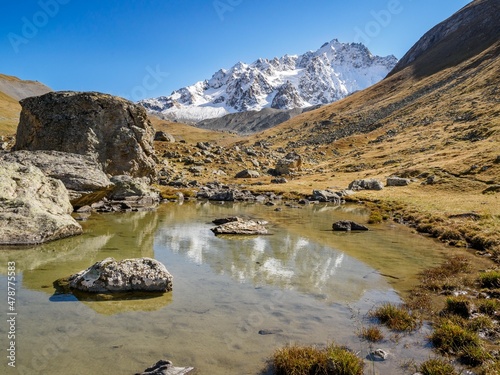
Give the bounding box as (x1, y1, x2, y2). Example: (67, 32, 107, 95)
(1, 0, 470, 101)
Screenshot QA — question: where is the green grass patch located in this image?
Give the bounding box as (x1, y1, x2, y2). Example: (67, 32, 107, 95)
(430, 318, 487, 365)
(477, 298, 499, 316)
(478, 271, 500, 288)
(358, 326, 384, 342)
(367, 210, 383, 224)
(443, 296, 472, 318)
(370, 303, 420, 331)
(466, 315, 495, 333)
(418, 358, 458, 375)
(272, 343, 364, 375)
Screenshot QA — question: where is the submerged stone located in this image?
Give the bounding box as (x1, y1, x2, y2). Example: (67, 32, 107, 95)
(135, 359, 195, 375)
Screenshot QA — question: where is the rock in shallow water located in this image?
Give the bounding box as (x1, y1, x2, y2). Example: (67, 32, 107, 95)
(332, 220, 369, 231)
(69, 257, 173, 293)
(211, 220, 268, 235)
(135, 360, 195, 375)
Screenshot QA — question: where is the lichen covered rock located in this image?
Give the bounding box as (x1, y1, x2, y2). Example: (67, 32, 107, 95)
(69, 257, 173, 293)
(15, 91, 157, 179)
(0, 161, 82, 245)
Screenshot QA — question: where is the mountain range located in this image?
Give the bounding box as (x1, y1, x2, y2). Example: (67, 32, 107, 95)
(140, 39, 397, 124)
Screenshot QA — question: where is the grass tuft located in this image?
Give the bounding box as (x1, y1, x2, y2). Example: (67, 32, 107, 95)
(325, 345, 364, 375)
(370, 303, 420, 331)
(272, 343, 364, 375)
(367, 210, 383, 224)
(358, 326, 384, 342)
(477, 298, 499, 316)
(478, 271, 500, 288)
(443, 296, 472, 318)
(418, 358, 458, 375)
(430, 318, 488, 365)
(419, 256, 470, 292)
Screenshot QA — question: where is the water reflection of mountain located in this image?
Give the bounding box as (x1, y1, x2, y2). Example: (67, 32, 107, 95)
(154, 203, 380, 303)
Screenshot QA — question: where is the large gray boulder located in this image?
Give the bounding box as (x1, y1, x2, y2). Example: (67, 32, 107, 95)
(14, 91, 157, 179)
(235, 169, 260, 178)
(1, 150, 113, 208)
(274, 153, 302, 175)
(108, 175, 160, 201)
(0, 161, 82, 245)
(386, 176, 411, 187)
(312, 190, 342, 203)
(68, 257, 173, 293)
(348, 179, 384, 191)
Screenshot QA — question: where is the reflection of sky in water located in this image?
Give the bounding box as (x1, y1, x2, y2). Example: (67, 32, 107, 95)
(0, 203, 444, 375)
(155, 210, 385, 304)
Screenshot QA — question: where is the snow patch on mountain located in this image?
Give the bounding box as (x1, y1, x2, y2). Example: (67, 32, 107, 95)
(140, 39, 397, 123)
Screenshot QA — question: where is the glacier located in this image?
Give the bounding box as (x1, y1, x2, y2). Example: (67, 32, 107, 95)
(140, 39, 397, 123)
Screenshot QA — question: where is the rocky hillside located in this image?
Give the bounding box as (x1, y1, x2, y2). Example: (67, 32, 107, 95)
(195, 106, 320, 135)
(140, 39, 397, 123)
(0, 74, 52, 135)
(250, 0, 499, 182)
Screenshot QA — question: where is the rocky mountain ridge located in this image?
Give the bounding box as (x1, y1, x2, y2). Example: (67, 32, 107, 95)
(140, 39, 397, 123)
(0, 74, 52, 101)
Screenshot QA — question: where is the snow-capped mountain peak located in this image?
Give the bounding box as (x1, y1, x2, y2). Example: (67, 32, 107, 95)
(140, 39, 397, 123)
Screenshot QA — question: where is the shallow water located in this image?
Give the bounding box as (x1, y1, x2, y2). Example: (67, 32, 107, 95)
(0, 201, 449, 374)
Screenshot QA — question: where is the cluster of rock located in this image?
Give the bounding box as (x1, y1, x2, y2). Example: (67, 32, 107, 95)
(0, 91, 159, 245)
(1, 150, 113, 208)
(75, 176, 160, 216)
(196, 182, 281, 202)
(67, 257, 173, 293)
(157, 139, 309, 187)
(309, 189, 351, 203)
(211, 217, 269, 235)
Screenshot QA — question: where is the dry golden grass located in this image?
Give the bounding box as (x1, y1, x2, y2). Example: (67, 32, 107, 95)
(0, 91, 20, 136)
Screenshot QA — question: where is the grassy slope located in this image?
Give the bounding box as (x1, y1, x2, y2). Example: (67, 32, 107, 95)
(0, 73, 54, 136)
(0, 91, 20, 136)
(243, 39, 500, 245)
